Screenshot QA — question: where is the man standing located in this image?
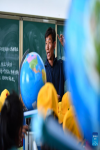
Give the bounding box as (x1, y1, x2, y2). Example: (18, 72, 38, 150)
(45, 27, 65, 101)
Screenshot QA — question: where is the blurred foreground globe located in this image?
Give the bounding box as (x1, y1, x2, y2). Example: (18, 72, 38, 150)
(65, 0, 100, 145)
(20, 52, 46, 110)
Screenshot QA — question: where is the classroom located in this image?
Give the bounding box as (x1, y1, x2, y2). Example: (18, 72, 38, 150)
(0, 0, 99, 150)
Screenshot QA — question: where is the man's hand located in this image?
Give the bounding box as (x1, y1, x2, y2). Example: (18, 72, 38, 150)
(57, 34, 65, 47)
(57, 94, 61, 102)
(22, 125, 29, 138)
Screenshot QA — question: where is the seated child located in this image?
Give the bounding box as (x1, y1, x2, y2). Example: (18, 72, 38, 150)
(37, 82, 58, 119)
(0, 92, 23, 150)
(37, 82, 59, 150)
(63, 106, 83, 143)
(58, 92, 83, 143)
(0, 89, 10, 112)
(58, 92, 71, 124)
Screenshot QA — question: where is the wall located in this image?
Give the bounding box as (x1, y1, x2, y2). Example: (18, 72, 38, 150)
(0, 0, 71, 20)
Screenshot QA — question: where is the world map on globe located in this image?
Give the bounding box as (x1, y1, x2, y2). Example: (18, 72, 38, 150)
(24, 53, 46, 84)
(20, 52, 46, 110)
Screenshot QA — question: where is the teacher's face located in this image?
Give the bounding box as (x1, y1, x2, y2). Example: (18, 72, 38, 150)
(45, 34, 56, 60)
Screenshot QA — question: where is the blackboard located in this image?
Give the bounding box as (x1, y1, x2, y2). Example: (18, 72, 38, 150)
(23, 21, 55, 63)
(0, 18, 19, 94)
(57, 25, 65, 60)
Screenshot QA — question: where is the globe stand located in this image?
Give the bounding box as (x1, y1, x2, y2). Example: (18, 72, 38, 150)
(23, 109, 38, 150)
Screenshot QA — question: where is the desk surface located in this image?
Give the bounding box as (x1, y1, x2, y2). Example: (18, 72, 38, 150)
(24, 109, 38, 118)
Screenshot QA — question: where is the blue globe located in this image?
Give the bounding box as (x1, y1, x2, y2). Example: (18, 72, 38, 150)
(20, 52, 46, 110)
(65, 0, 99, 145)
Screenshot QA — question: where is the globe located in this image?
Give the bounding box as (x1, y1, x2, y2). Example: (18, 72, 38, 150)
(20, 52, 46, 110)
(64, 0, 100, 145)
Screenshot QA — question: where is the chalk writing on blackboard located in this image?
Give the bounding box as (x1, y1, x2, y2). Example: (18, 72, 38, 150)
(1, 76, 15, 82)
(0, 19, 19, 94)
(0, 68, 19, 75)
(0, 58, 19, 83)
(0, 62, 12, 67)
(0, 46, 19, 83)
(0, 47, 18, 52)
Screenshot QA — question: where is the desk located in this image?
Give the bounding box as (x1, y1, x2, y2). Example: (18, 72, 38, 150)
(23, 109, 38, 150)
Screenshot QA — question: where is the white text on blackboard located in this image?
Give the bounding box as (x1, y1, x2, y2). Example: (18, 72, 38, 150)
(0, 69, 19, 75)
(0, 47, 18, 52)
(1, 62, 12, 67)
(0, 76, 15, 82)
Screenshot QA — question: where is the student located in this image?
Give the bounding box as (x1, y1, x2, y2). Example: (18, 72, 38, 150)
(37, 82, 59, 150)
(45, 27, 66, 101)
(63, 106, 83, 143)
(0, 92, 23, 150)
(58, 92, 83, 142)
(37, 82, 58, 119)
(58, 92, 71, 124)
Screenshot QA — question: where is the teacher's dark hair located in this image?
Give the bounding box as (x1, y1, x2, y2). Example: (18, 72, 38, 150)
(45, 27, 56, 42)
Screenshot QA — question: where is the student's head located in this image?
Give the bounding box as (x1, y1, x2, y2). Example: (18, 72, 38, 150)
(0, 89, 10, 112)
(37, 83, 58, 150)
(45, 27, 56, 60)
(58, 92, 72, 124)
(37, 82, 58, 119)
(63, 106, 83, 142)
(0, 92, 23, 150)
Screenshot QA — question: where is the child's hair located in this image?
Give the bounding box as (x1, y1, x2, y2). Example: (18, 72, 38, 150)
(0, 91, 23, 150)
